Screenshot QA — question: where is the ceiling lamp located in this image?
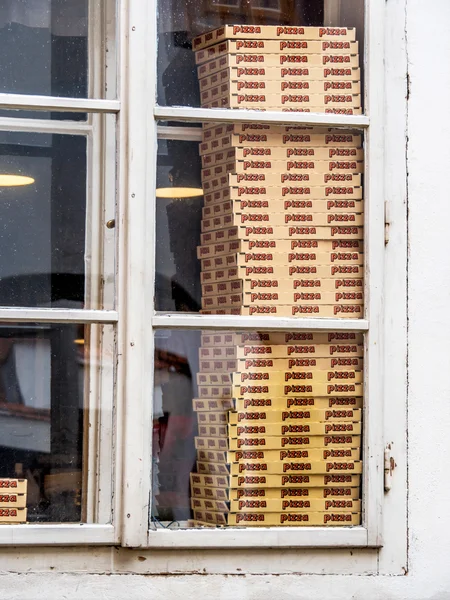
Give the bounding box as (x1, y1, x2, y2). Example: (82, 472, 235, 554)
(0, 175, 35, 187)
(156, 186, 203, 199)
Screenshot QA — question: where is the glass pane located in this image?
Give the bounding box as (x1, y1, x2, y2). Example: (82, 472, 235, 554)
(158, 0, 364, 112)
(0, 0, 91, 99)
(0, 130, 114, 310)
(156, 123, 364, 318)
(0, 322, 113, 524)
(152, 328, 363, 528)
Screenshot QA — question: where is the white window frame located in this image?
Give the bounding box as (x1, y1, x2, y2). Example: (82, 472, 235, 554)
(0, 0, 121, 546)
(118, 0, 406, 552)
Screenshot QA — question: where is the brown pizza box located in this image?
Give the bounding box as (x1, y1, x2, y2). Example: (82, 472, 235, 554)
(201, 147, 363, 168)
(229, 422, 362, 438)
(195, 40, 359, 64)
(197, 411, 229, 425)
(196, 51, 360, 70)
(201, 213, 364, 233)
(200, 264, 364, 284)
(201, 123, 361, 139)
(202, 173, 362, 193)
(200, 131, 362, 155)
(231, 486, 360, 500)
(191, 485, 231, 501)
(194, 510, 361, 526)
(233, 383, 363, 398)
(197, 449, 228, 463)
(0, 493, 27, 508)
(201, 277, 363, 297)
(233, 368, 362, 384)
(229, 460, 362, 476)
(201, 305, 364, 318)
(201, 199, 364, 218)
(230, 497, 361, 512)
(187, 520, 217, 528)
(235, 396, 363, 410)
(0, 508, 27, 523)
(201, 290, 363, 309)
(191, 497, 229, 513)
(198, 424, 228, 438)
(193, 26, 357, 51)
(195, 436, 229, 451)
(0, 479, 28, 494)
(231, 471, 361, 487)
(196, 372, 233, 385)
(228, 447, 361, 463)
(198, 359, 239, 373)
(197, 461, 229, 476)
(200, 331, 362, 347)
(193, 398, 234, 412)
(196, 433, 363, 452)
(228, 408, 362, 424)
(199, 341, 363, 360)
(200, 226, 364, 247)
(190, 472, 229, 488)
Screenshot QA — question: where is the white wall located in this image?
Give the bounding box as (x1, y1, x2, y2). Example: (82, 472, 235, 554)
(0, 0, 448, 597)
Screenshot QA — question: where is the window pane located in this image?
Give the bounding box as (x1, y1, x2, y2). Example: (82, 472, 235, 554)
(0, 0, 94, 99)
(156, 123, 364, 319)
(152, 328, 363, 528)
(0, 322, 113, 524)
(158, 0, 364, 112)
(0, 130, 114, 310)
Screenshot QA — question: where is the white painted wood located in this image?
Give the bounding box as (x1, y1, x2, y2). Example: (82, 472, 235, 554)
(362, 0, 385, 548)
(0, 309, 118, 323)
(0, 94, 120, 113)
(0, 524, 114, 546)
(153, 314, 369, 331)
(154, 106, 370, 128)
(0, 117, 92, 134)
(117, 0, 155, 548)
(146, 526, 369, 549)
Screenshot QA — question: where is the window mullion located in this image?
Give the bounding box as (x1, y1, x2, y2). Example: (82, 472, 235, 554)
(0, 308, 118, 324)
(0, 93, 120, 113)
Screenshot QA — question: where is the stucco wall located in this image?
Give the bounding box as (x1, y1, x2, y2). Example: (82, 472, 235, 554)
(1, 0, 448, 597)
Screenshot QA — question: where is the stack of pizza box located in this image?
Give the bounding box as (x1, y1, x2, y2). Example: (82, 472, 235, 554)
(0, 479, 27, 523)
(188, 26, 364, 528)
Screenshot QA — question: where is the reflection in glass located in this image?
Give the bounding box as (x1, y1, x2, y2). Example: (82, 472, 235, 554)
(152, 329, 363, 528)
(0, 323, 113, 523)
(0, 132, 112, 310)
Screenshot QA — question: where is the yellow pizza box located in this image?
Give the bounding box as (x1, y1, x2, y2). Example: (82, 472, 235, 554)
(200, 264, 364, 284)
(236, 396, 363, 410)
(198, 239, 364, 259)
(236, 355, 364, 371)
(201, 147, 363, 169)
(201, 160, 364, 182)
(193, 398, 234, 411)
(197, 372, 232, 385)
(0, 493, 27, 508)
(229, 422, 361, 439)
(195, 40, 359, 64)
(200, 226, 364, 247)
(202, 277, 363, 296)
(201, 304, 364, 318)
(232, 486, 360, 500)
(198, 383, 233, 397)
(0, 479, 27, 494)
(230, 497, 361, 512)
(228, 511, 361, 526)
(198, 359, 239, 373)
(201, 212, 364, 233)
(199, 130, 362, 155)
(201, 88, 361, 109)
(193, 26, 357, 51)
(233, 383, 363, 398)
(200, 76, 361, 96)
(0, 508, 27, 523)
(191, 497, 229, 513)
(196, 51, 360, 73)
(197, 411, 229, 425)
(229, 408, 362, 424)
(200, 331, 363, 347)
(197, 461, 230, 476)
(191, 485, 231, 501)
(231, 472, 361, 487)
(202, 201, 364, 220)
(200, 253, 364, 273)
(197, 424, 228, 438)
(230, 458, 363, 476)
(235, 341, 364, 359)
(195, 436, 229, 451)
(228, 447, 361, 463)
(190, 472, 229, 489)
(197, 449, 228, 463)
